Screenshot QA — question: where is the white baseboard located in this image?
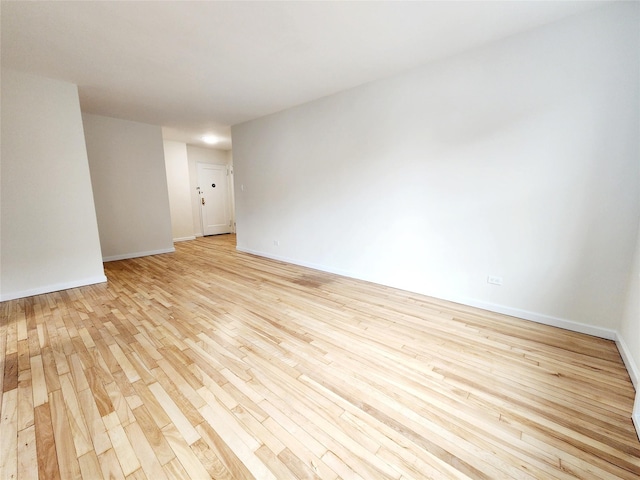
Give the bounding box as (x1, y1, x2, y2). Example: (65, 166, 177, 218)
(236, 245, 637, 409)
(103, 247, 175, 262)
(173, 236, 196, 243)
(615, 334, 639, 441)
(236, 245, 617, 338)
(616, 334, 639, 390)
(236, 246, 356, 278)
(0, 275, 108, 302)
(634, 394, 640, 441)
(448, 295, 640, 441)
(452, 296, 617, 340)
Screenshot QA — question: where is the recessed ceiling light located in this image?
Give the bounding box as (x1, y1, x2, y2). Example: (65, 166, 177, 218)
(201, 135, 219, 145)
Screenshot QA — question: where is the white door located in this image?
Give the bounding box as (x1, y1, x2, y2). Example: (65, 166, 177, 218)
(197, 163, 231, 236)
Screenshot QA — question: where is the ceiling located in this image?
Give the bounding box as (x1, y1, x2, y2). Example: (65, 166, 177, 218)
(1, 1, 605, 151)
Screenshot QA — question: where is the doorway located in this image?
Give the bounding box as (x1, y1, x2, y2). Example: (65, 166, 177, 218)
(197, 163, 231, 236)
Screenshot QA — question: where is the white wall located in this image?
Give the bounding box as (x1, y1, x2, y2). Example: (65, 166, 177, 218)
(163, 141, 195, 241)
(621, 227, 640, 387)
(83, 114, 174, 261)
(0, 70, 106, 300)
(233, 3, 639, 340)
(620, 225, 640, 434)
(186, 145, 234, 236)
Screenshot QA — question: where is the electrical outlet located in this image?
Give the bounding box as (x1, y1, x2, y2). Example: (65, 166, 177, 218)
(487, 275, 503, 286)
(273, 240, 280, 246)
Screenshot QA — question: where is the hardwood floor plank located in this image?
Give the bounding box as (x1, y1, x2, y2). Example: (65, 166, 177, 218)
(195, 421, 256, 479)
(68, 353, 90, 394)
(0, 234, 638, 479)
(131, 405, 176, 466)
(49, 389, 82, 480)
(148, 381, 201, 445)
(77, 451, 102, 480)
(320, 449, 367, 480)
(126, 468, 148, 480)
(16, 370, 34, 432)
(77, 387, 112, 456)
(3, 353, 18, 393)
(84, 366, 115, 418)
(110, 343, 141, 384)
(0, 389, 18, 480)
(29, 355, 48, 409)
(131, 381, 172, 430)
(98, 448, 126, 480)
(104, 378, 136, 427)
(112, 369, 144, 411)
(59, 373, 93, 457)
(197, 391, 276, 479)
(17, 424, 37, 480)
(107, 423, 141, 476)
(160, 422, 212, 480)
(278, 446, 329, 480)
(161, 457, 191, 480)
(255, 444, 298, 479)
(124, 420, 168, 480)
(190, 437, 235, 479)
(0, 310, 7, 411)
(34, 403, 61, 480)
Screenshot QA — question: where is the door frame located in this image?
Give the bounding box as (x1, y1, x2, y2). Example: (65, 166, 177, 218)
(196, 162, 234, 236)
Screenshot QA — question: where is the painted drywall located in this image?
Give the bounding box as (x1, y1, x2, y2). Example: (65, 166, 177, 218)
(228, 151, 236, 233)
(620, 227, 640, 385)
(0, 70, 106, 300)
(186, 145, 234, 236)
(164, 141, 195, 241)
(620, 226, 640, 437)
(83, 114, 174, 261)
(233, 3, 639, 340)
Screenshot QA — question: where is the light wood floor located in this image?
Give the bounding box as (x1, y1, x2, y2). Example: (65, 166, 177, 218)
(1, 234, 638, 479)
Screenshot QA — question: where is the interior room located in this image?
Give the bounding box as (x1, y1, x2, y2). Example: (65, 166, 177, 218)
(1, 1, 639, 478)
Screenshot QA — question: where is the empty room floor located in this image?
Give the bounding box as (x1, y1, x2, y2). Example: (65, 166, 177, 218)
(1, 234, 639, 479)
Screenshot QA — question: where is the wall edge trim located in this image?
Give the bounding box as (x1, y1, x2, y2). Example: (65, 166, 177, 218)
(235, 246, 631, 370)
(0, 275, 108, 302)
(615, 333, 639, 391)
(236, 245, 617, 337)
(451, 296, 617, 340)
(633, 394, 640, 441)
(173, 236, 196, 243)
(618, 334, 640, 440)
(103, 247, 175, 262)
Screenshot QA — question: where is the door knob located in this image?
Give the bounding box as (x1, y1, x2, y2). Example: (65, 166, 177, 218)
(201, 198, 205, 205)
